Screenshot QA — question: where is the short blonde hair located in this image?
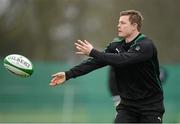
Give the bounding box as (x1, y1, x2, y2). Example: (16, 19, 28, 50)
(120, 10, 144, 31)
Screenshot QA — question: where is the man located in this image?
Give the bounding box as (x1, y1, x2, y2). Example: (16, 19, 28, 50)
(50, 10, 164, 123)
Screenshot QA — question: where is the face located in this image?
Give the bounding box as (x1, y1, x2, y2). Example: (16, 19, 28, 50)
(117, 15, 137, 38)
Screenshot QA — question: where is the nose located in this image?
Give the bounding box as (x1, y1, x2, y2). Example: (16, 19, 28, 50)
(117, 25, 121, 31)
(117, 23, 120, 28)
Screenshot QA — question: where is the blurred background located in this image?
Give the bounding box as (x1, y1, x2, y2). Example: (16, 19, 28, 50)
(0, 0, 180, 123)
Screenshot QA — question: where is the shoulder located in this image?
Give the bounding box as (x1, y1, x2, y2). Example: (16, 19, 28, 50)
(137, 36, 156, 47)
(132, 36, 156, 52)
(108, 37, 124, 47)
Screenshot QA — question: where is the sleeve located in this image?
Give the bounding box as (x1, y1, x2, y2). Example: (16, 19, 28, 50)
(65, 43, 113, 80)
(65, 58, 106, 80)
(89, 41, 154, 67)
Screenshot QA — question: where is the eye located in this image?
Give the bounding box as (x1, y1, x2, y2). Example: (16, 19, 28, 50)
(120, 21, 126, 24)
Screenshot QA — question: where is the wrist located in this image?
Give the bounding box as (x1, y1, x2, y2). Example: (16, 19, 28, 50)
(89, 48, 98, 57)
(65, 70, 73, 80)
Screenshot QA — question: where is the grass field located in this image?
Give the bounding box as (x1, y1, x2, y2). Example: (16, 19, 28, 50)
(0, 107, 114, 123)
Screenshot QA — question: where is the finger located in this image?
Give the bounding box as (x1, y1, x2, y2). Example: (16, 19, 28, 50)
(50, 76, 62, 86)
(75, 43, 83, 48)
(51, 77, 58, 83)
(77, 40, 87, 46)
(77, 39, 83, 43)
(77, 40, 83, 45)
(49, 82, 57, 86)
(75, 42, 85, 50)
(76, 51, 84, 54)
(49, 81, 57, 87)
(51, 72, 63, 77)
(76, 46, 85, 52)
(51, 73, 59, 77)
(84, 40, 90, 45)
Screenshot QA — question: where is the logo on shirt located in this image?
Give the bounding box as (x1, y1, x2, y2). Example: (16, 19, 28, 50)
(157, 116, 161, 122)
(115, 48, 120, 53)
(135, 46, 140, 51)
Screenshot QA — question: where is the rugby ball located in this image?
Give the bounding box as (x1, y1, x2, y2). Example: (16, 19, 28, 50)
(3, 54, 33, 77)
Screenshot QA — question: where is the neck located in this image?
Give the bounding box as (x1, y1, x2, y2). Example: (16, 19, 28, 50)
(125, 31, 140, 43)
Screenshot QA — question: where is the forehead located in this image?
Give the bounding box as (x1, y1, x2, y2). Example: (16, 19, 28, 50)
(119, 15, 130, 22)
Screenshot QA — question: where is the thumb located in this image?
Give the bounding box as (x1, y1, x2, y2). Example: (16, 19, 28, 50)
(51, 72, 63, 77)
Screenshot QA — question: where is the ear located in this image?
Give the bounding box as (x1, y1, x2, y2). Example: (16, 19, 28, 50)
(132, 23, 138, 30)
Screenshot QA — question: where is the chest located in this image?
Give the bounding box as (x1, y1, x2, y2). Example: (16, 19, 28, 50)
(111, 43, 132, 54)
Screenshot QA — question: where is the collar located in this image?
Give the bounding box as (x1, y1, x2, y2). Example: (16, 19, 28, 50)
(121, 33, 146, 50)
(124, 33, 142, 45)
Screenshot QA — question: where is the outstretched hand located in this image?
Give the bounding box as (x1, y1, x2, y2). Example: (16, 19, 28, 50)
(49, 72, 66, 87)
(75, 40, 94, 56)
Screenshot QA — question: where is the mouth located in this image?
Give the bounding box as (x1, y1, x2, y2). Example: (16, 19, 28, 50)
(118, 30, 122, 33)
(118, 29, 121, 32)
(118, 30, 123, 36)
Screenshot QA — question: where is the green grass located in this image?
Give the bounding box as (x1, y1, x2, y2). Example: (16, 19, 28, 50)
(0, 108, 114, 123)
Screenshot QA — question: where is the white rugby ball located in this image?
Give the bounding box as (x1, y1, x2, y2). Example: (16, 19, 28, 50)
(3, 54, 33, 77)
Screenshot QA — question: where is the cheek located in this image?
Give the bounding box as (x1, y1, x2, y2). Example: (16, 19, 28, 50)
(122, 26, 130, 33)
(122, 25, 129, 31)
(124, 26, 133, 33)
(119, 27, 131, 37)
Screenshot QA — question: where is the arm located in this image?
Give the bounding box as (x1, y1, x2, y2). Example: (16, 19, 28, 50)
(74, 39, 154, 67)
(65, 40, 113, 80)
(65, 58, 107, 80)
(89, 41, 154, 67)
(50, 39, 111, 86)
(50, 58, 106, 86)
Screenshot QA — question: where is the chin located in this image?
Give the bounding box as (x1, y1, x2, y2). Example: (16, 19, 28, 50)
(118, 33, 124, 38)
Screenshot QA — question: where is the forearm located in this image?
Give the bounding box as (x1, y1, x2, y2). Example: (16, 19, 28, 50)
(65, 58, 106, 80)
